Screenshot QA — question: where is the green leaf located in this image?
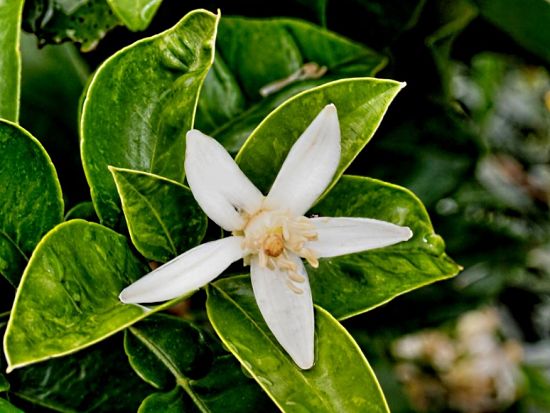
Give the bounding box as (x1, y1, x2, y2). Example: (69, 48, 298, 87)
(0, 0, 24, 122)
(474, 0, 550, 64)
(0, 399, 23, 413)
(196, 17, 387, 152)
(236, 78, 404, 194)
(139, 387, 191, 413)
(3, 220, 179, 371)
(22, 0, 121, 52)
(8, 334, 154, 412)
(110, 168, 207, 263)
(107, 0, 164, 31)
(308, 175, 461, 319)
(64, 201, 99, 222)
(0, 372, 9, 392)
(206, 278, 390, 413)
(188, 355, 277, 413)
(0, 121, 63, 286)
(126, 314, 275, 412)
(81, 9, 219, 227)
(125, 314, 209, 389)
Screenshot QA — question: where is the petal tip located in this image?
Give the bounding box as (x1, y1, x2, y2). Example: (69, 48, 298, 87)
(399, 81, 407, 89)
(119, 288, 133, 304)
(296, 357, 315, 370)
(403, 226, 413, 240)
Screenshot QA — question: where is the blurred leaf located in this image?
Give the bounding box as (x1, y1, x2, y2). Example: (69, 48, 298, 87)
(207, 278, 390, 412)
(0, 121, 63, 287)
(474, 0, 550, 64)
(22, 0, 121, 51)
(81, 9, 219, 228)
(64, 201, 98, 222)
(126, 314, 275, 412)
(309, 176, 460, 319)
(107, 0, 164, 31)
(110, 168, 207, 263)
(19, 32, 90, 207)
(236, 78, 403, 194)
(0, 0, 24, 121)
(0, 399, 23, 413)
(0, 373, 8, 392)
(4, 220, 180, 371)
(8, 334, 154, 412)
(196, 17, 387, 152)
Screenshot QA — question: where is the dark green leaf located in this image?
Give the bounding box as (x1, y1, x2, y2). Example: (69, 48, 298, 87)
(474, 0, 550, 64)
(111, 168, 207, 262)
(139, 387, 192, 413)
(188, 355, 277, 413)
(0, 399, 23, 413)
(309, 175, 461, 319)
(196, 17, 387, 152)
(0, 0, 24, 121)
(0, 373, 9, 392)
(207, 278, 390, 413)
(107, 0, 164, 31)
(8, 334, 154, 412)
(81, 9, 219, 227)
(236, 78, 404, 194)
(22, 0, 121, 51)
(64, 201, 99, 222)
(125, 314, 210, 388)
(0, 121, 63, 286)
(127, 314, 275, 412)
(4, 220, 180, 371)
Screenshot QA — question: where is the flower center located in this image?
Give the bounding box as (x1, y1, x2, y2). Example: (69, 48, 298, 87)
(238, 209, 319, 294)
(263, 233, 285, 257)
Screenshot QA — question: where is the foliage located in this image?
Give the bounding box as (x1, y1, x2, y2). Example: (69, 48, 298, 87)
(1, 0, 549, 412)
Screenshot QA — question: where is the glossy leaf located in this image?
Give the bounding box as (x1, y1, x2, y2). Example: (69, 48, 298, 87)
(139, 387, 191, 413)
(126, 314, 275, 412)
(3, 220, 180, 371)
(64, 201, 98, 222)
(125, 314, 209, 388)
(0, 121, 63, 286)
(81, 9, 219, 227)
(107, 0, 164, 31)
(196, 17, 387, 151)
(207, 278, 390, 413)
(111, 168, 207, 262)
(0, 0, 24, 121)
(474, 0, 550, 64)
(22, 0, 121, 51)
(0, 399, 23, 413)
(8, 334, 154, 412)
(308, 175, 461, 319)
(236, 78, 404, 194)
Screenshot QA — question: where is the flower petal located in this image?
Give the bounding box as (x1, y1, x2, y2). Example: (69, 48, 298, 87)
(120, 237, 244, 304)
(186, 130, 264, 231)
(264, 104, 341, 216)
(306, 217, 413, 258)
(250, 254, 315, 369)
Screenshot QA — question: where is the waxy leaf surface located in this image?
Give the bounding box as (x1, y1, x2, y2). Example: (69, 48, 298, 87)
(0, 0, 24, 121)
(0, 121, 63, 287)
(111, 168, 207, 263)
(309, 176, 461, 319)
(206, 279, 390, 413)
(8, 334, 153, 412)
(126, 314, 275, 412)
(196, 17, 386, 152)
(107, 0, 164, 31)
(3, 220, 179, 371)
(236, 78, 404, 194)
(81, 9, 219, 227)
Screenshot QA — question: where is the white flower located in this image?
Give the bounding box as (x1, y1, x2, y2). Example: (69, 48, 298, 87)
(120, 104, 413, 369)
